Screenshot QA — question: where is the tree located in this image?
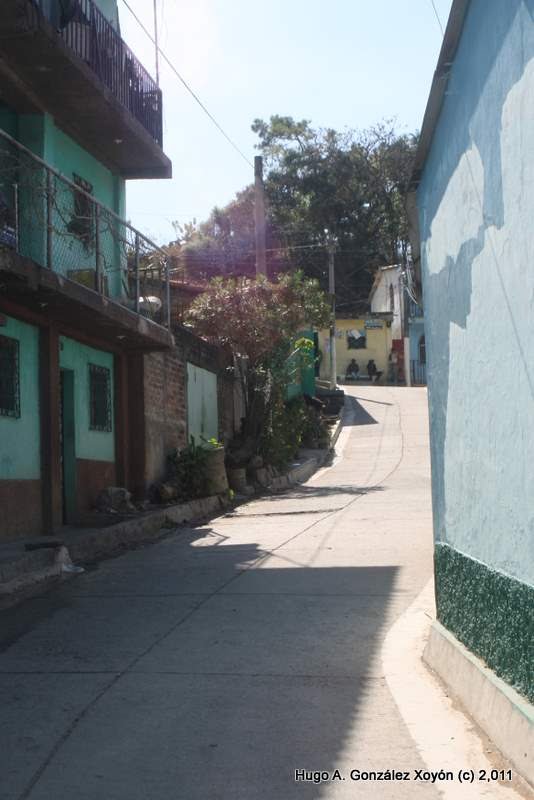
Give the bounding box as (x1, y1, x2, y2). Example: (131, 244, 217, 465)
(172, 117, 417, 311)
(169, 187, 288, 281)
(184, 272, 330, 453)
(251, 116, 418, 313)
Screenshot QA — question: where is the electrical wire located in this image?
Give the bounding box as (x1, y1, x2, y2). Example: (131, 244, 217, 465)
(119, 0, 253, 168)
(429, 0, 444, 35)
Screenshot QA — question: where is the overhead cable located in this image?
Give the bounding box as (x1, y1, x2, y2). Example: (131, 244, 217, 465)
(119, 0, 253, 168)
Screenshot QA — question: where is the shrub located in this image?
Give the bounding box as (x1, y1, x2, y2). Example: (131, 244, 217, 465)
(167, 439, 211, 500)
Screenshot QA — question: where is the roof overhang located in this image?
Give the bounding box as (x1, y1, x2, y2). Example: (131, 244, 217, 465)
(0, 249, 174, 352)
(406, 0, 471, 289)
(409, 0, 472, 192)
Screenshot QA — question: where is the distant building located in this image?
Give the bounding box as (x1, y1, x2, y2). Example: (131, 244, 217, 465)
(369, 265, 406, 383)
(318, 317, 390, 384)
(410, 0, 534, 781)
(406, 296, 426, 386)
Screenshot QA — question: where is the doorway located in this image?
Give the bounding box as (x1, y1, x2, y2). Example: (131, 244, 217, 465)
(60, 369, 76, 523)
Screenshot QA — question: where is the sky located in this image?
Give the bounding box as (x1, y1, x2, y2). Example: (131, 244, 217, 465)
(119, 0, 454, 245)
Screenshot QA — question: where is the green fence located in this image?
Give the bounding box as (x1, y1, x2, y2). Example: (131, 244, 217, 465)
(285, 331, 316, 401)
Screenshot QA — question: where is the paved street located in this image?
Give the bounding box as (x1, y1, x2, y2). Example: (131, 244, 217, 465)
(1, 387, 441, 799)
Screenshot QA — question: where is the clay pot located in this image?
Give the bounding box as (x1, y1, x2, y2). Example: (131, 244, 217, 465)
(227, 467, 248, 492)
(205, 447, 229, 495)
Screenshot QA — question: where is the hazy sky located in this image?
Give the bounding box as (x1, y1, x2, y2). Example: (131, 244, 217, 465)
(120, 0, 454, 244)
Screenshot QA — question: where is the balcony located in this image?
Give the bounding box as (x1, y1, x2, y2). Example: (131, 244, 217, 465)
(0, 0, 171, 179)
(0, 128, 173, 351)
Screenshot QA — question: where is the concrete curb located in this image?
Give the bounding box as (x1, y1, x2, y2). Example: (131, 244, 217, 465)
(0, 495, 228, 610)
(268, 414, 343, 491)
(424, 620, 534, 788)
(0, 415, 345, 610)
(67, 495, 227, 564)
(329, 409, 345, 449)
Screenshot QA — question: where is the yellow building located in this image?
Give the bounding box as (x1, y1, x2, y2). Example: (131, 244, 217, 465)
(318, 317, 391, 383)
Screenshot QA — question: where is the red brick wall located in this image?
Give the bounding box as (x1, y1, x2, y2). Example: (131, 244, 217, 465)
(139, 330, 244, 492)
(142, 348, 188, 486)
(76, 460, 116, 517)
(0, 480, 42, 541)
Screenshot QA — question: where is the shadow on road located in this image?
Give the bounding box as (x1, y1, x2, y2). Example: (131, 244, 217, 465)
(340, 395, 379, 426)
(0, 523, 400, 800)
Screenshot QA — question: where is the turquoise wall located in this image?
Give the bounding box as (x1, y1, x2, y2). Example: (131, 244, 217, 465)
(0, 104, 17, 138)
(37, 0, 119, 31)
(0, 110, 126, 298)
(59, 336, 115, 463)
(94, 0, 120, 28)
(418, 0, 534, 588)
(0, 316, 40, 480)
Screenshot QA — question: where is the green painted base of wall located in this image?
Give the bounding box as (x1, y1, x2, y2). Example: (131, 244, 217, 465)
(435, 543, 534, 703)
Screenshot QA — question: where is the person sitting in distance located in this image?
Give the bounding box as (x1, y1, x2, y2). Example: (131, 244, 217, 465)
(345, 359, 359, 381)
(367, 359, 383, 384)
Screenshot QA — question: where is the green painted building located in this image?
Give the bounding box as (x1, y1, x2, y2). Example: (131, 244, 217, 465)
(0, 0, 172, 539)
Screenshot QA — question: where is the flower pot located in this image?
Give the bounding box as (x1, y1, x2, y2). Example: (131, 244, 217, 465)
(205, 447, 229, 495)
(227, 467, 248, 492)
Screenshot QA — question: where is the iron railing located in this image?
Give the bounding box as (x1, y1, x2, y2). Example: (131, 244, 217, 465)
(410, 360, 427, 386)
(30, 0, 162, 145)
(0, 127, 171, 328)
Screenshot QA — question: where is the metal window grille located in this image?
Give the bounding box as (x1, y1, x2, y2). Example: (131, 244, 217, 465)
(0, 335, 20, 418)
(89, 363, 112, 432)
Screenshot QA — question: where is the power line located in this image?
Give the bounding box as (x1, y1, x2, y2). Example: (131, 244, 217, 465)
(429, 0, 444, 35)
(119, 0, 253, 168)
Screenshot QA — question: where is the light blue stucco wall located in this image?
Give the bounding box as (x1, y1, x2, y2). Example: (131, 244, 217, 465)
(59, 336, 115, 463)
(0, 316, 40, 480)
(417, 0, 534, 586)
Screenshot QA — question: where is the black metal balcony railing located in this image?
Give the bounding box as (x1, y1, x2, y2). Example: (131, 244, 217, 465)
(30, 0, 163, 146)
(0, 128, 171, 328)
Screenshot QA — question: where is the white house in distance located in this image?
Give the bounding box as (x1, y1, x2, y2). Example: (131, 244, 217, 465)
(368, 265, 408, 383)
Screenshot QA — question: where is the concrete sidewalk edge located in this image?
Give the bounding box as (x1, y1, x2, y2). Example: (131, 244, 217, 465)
(424, 620, 534, 789)
(0, 414, 344, 610)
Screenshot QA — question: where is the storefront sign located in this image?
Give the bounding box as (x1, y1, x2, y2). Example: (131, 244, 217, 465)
(364, 319, 383, 329)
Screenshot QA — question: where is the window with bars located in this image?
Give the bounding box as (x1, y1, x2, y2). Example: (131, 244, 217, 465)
(89, 363, 112, 432)
(0, 335, 20, 418)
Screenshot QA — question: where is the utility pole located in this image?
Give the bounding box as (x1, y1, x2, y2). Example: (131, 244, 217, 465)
(254, 156, 267, 277)
(328, 240, 337, 390)
(153, 0, 160, 86)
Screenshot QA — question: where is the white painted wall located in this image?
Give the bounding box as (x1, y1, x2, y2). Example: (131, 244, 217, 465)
(370, 267, 403, 340)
